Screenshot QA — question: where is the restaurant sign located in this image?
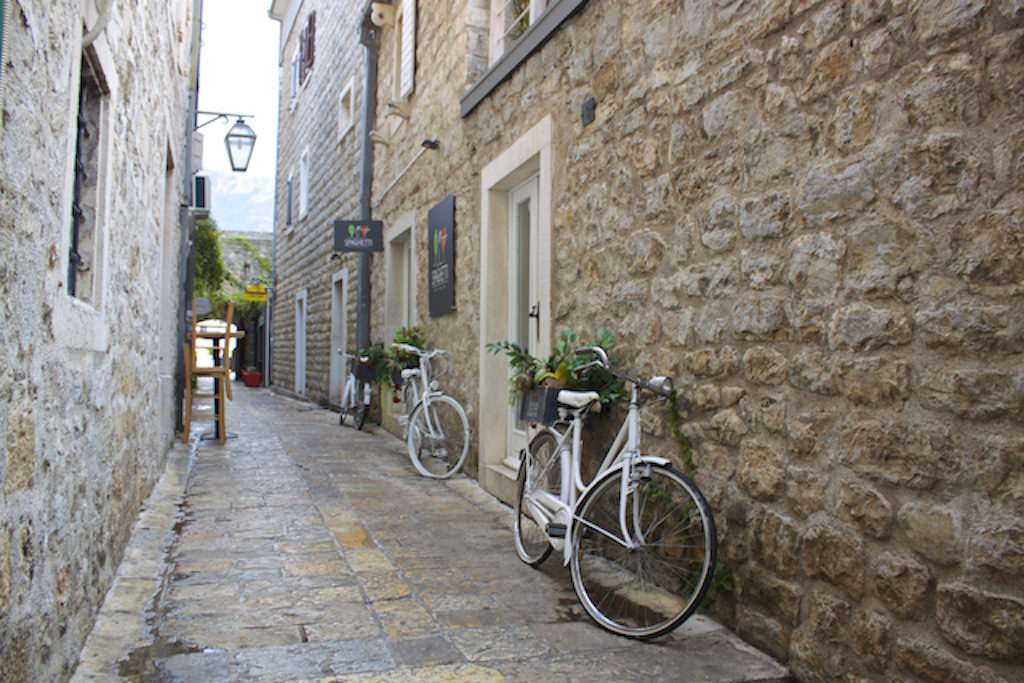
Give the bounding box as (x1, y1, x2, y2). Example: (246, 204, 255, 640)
(428, 194, 456, 317)
(333, 219, 383, 252)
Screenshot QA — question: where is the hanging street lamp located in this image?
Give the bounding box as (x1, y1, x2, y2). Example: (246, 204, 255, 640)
(195, 110, 257, 172)
(224, 118, 256, 172)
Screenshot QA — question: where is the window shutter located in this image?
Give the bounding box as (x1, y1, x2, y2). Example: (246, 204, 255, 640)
(298, 25, 308, 83)
(307, 11, 316, 71)
(399, 0, 416, 98)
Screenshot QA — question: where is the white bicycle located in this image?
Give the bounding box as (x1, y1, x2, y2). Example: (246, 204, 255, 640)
(392, 343, 471, 478)
(338, 351, 374, 430)
(514, 346, 717, 639)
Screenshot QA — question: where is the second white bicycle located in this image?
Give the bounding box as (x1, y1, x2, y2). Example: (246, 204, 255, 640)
(392, 343, 471, 478)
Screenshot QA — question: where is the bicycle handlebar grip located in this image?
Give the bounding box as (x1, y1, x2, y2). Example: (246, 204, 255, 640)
(576, 346, 610, 367)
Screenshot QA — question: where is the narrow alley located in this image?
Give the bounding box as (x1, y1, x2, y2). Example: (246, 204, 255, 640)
(72, 386, 788, 682)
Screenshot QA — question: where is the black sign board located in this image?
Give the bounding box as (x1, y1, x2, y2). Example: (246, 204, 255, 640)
(428, 194, 456, 317)
(333, 219, 383, 252)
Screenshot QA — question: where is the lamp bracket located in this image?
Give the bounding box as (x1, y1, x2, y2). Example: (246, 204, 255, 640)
(195, 110, 254, 131)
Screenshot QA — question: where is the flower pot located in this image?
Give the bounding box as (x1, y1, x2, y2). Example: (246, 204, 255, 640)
(242, 370, 261, 387)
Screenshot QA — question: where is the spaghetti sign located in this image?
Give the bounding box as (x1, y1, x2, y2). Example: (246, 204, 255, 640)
(333, 219, 383, 252)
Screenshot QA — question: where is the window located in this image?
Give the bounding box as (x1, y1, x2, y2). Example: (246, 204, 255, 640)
(299, 148, 309, 219)
(386, 215, 416, 337)
(394, 0, 416, 100)
(338, 77, 355, 139)
(285, 170, 294, 227)
(68, 48, 110, 303)
(462, 0, 587, 117)
(490, 0, 547, 63)
(290, 47, 300, 102)
(298, 10, 316, 85)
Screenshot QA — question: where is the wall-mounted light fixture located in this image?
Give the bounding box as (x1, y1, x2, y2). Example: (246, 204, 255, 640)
(375, 138, 440, 206)
(196, 110, 257, 172)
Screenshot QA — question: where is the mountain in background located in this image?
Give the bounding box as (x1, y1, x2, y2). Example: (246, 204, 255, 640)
(205, 170, 274, 233)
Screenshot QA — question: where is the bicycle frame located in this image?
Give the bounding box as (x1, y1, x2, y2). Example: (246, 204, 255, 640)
(523, 378, 671, 566)
(393, 344, 444, 430)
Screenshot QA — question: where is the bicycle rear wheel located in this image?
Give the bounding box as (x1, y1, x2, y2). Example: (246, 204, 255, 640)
(513, 431, 560, 566)
(406, 395, 470, 478)
(570, 463, 717, 639)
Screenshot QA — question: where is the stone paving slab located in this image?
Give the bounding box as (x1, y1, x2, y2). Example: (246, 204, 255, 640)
(72, 387, 790, 682)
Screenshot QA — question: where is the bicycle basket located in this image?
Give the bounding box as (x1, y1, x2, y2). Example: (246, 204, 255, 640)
(519, 386, 561, 425)
(354, 360, 376, 382)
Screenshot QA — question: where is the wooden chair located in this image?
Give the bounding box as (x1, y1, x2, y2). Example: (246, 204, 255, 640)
(182, 300, 235, 444)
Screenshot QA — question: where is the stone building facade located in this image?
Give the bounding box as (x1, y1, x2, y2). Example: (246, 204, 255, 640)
(0, 0, 195, 679)
(269, 0, 367, 408)
(375, 0, 1024, 680)
(270, 1, 1023, 680)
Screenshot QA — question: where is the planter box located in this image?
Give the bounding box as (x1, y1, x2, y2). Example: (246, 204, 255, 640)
(519, 386, 561, 425)
(241, 370, 261, 387)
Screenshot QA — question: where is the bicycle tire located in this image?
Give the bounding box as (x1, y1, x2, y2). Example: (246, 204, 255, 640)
(353, 379, 370, 430)
(406, 394, 470, 478)
(513, 431, 560, 566)
(339, 378, 354, 426)
(570, 462, 717, 639)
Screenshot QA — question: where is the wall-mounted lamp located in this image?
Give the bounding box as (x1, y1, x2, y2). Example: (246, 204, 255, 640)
(196, 110, 257, 172)
(375, 138, 440, 207)
(370, 2, 395, 26)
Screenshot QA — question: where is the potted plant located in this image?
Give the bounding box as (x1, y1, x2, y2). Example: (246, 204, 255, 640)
(241, 365, 261, 387)
(486, 328, 625, 407)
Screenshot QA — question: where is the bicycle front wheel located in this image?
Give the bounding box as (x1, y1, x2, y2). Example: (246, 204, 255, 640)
(514, 431, 560, 566)
(406, 395, 470, 478)
(570, 463, 717, 639)
(339, 378, 354, 426)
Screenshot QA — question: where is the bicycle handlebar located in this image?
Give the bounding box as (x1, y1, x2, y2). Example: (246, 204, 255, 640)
(392, 343, 449, 359)
(575, 346, 674, 398)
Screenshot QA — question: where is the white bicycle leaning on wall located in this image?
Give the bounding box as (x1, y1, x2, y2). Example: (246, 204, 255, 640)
(337, 350, 374, 430)
(514, 346, 717, 639)
(391, 343, 471, 478)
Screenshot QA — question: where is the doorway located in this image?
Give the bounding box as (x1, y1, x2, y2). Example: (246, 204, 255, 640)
(329, 270, 349, 407)
(478, 115, 553, 504)
(295, 290, 307, 396)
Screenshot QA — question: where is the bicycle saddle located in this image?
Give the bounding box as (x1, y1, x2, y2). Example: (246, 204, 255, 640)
(557, 390, 600, 408)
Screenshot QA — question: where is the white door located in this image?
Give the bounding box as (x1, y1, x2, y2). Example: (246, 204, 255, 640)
(506, 176, 540, 466)
(329, 272, 348, 407)
(295, 291, 307, 396)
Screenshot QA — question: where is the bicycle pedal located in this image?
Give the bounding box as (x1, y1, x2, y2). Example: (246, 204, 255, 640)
(546, 523, 567, 538)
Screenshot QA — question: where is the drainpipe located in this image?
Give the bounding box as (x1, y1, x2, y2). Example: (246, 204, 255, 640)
(356, 5, 380, 351)
(174, 0, 205, 432)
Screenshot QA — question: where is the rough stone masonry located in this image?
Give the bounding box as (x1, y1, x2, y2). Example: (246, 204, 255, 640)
(364, 1, 1024, 681)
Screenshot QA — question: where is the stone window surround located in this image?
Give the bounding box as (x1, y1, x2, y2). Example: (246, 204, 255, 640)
(55, 35, 117, 353)
(460, 0, 589, 118)
(477, 114, 553, 501)
(384, 211, 417, 342)
(338, 76, 356, 140)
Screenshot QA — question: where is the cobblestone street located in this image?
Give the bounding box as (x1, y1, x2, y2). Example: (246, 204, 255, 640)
(72, 386, 788, 682)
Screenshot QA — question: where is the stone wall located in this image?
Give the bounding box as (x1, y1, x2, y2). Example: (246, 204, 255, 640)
(271, 0, 365, 404)
(0, 0, 193, 680)
(366, 0, 1024, 680)
(220, 230, 273, 292)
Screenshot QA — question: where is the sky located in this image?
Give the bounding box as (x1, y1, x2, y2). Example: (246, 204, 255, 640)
(196, 0, 280, 233)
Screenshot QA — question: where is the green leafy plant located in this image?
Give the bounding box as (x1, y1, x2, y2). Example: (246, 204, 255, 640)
(357, 342, 393, 384)
(486, 328, 625, 405)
